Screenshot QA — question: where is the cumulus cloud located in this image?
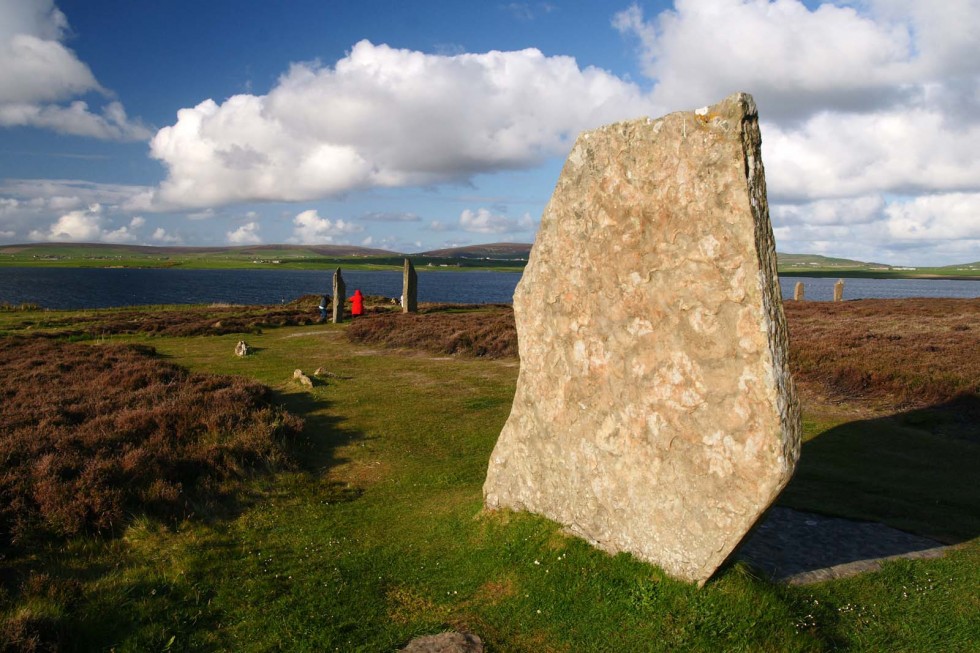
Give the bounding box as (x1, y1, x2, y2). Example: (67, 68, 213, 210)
(459, 208, 534, 234)
(0, 179, 160, 242)
(615, 0, 980, 265)
(151, 227, 181, 244)
(227, 221, 262, 245)
(148, 40, 656, 209)
(0, 0, 149, 140)
(290, 209, 364, 243)
(26, 202, 130, 242)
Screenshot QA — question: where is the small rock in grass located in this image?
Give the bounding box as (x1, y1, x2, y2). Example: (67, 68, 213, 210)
(400, 631, 483, 653)
(234, 340, 250, 357)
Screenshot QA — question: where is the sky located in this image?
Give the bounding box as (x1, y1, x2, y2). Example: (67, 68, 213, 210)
(0, 0, 978, 265)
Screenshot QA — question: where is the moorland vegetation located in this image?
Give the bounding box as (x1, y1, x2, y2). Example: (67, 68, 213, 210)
(0, 297, 977, 651)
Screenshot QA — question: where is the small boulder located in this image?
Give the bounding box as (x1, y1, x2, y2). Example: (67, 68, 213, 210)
(293, 369, 313, 388)
(400, 631, 483, 653)
(313, 367, 338, 378)
(234, 341, 250, 357)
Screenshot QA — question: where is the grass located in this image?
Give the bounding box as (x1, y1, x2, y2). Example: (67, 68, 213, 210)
(0, 301, 978, 651)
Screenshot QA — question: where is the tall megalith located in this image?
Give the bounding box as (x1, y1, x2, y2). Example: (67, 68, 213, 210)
(403, 258, 418, 313)
(332, 268, 346, 324)
(483, 93, 801, 585)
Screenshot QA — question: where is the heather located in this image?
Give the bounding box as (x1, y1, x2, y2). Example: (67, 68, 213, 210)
(782, 298, 979, 409)
(347, 304, 517, 359)
(347, 298, 979, 412)
(0, 338, 302, 545)
(0, 299, 976, 651)
(0, 294, 395, 340)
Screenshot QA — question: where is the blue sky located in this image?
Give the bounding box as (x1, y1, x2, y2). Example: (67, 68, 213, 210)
(1, 1, 978, 265)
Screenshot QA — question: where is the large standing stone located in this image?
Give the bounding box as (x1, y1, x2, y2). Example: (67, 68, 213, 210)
(403, 258, 418, 313)
(833, 278, 844, 302)
(794, 282, 805, 301)
(483, 93, 801, 585)
(332, 268, 346, 324)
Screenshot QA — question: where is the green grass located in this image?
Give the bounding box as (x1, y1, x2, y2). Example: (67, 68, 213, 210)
(3, 244, 979, 277)
(0, 244, 526, 272)
(1, 320, 978, 651)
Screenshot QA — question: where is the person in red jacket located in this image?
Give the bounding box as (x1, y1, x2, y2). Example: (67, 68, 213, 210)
(348, 289, 364, 317)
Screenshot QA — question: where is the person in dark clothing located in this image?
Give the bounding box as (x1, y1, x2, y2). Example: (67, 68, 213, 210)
(318, 294, 329, 322)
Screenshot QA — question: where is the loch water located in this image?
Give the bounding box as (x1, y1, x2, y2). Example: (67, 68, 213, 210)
(0, 267, 977, 310)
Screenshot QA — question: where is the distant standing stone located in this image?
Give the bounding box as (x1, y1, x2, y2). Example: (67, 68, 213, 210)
(833, 278, 845, 302)
(484, 93, 802, 585)
(403, 258, 418, 313)
(332, 268, 346, 323)
(234, 340, 250, 357)
(794, 281, 805, 301)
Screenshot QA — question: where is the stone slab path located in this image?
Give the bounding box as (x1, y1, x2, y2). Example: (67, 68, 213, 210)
(735, 507, 948, 585)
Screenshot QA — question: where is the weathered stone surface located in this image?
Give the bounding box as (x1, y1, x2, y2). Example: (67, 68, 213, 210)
(234, 340, 250, 357)
(403, 258, 418, 313)
(400, 631, 483, 653)
(794, 281, 805, 301)
(293, 369, 313, 388)
(833, 278, 845, 302)
(483, 93, 801, 585)
(332, 268, 346, 323)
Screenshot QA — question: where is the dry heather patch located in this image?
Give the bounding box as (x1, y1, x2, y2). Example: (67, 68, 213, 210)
(347, 305, 517, 359)
(348, 300, 978, 411)
(783, 298, 979, 409)
(0, 338, 302, 544)
(4, 294, 397, 339)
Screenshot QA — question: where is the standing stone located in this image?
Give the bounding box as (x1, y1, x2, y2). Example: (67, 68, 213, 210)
(332, 268, 346, 323)
(403, 258, 418, 313)
(483, 93, 802, 585)
(833, 278, 844, 302)
(794, 281, 805, 301)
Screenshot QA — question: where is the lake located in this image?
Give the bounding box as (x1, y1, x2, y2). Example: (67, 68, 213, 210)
(0, 267, 977, 309)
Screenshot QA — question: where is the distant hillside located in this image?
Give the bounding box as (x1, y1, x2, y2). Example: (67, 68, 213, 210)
(777, 253, 888, 268)
(418, 243, 531, 259)
(0, 242, 398, 257)
(2, 243, 976, 277)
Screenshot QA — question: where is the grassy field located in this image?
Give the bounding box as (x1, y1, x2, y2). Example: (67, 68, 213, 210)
(0, 244, 526, 273)
(0, 300, 977, 651)
(2, 244, 978, 278)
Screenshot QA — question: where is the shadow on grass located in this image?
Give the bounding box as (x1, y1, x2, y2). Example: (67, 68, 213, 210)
(734, 395, 979, 583)
(276, 389, 366, 476)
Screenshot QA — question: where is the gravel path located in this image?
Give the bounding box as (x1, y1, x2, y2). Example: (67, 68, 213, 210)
(735, 507, 948, 584)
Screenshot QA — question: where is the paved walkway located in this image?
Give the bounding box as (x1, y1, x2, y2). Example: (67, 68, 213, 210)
(735, 507, 948, 584)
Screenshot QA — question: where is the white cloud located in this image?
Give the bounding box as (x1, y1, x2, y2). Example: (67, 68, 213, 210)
(151, 227, 181, 244)
(290, 209, 364, 244)
(773, 193, 980, 264)
(29, 203, 104, 241)
(227, 221, 262, 245)
(613, 0, 980, 122)
(148, 40, 657, 209)
(615, 0, 980, 265)
(22, 203, 150, 244)
(459, 208, 534, 234)
(426, 220, 452, 233)
(0, 178, 154, 210)
(0, 0, 149, 140)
